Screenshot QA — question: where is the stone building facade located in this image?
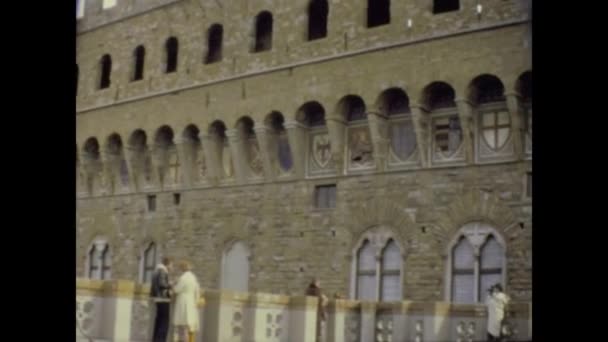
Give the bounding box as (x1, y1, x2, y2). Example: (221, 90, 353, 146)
(76, 0, 532, 304)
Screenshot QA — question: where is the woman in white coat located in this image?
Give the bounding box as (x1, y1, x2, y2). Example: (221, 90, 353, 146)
(172, 261, 200, 342)
(485, 284, 510, 342)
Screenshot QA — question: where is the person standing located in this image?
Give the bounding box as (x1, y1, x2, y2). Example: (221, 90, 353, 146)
(486, 284, 510, 342)
(305, 278, 328, 342)
(172, 261, 201, 342)
(151, 257, 173, 342)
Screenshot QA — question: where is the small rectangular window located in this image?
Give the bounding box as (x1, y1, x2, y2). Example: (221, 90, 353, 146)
(147, 195, 156, 212)
(315, 185, 336, 209)
(102, 0, 117, 10)
(526, 172, 532, 198)
(433, 0, 460, 14)
(173, 193, 181, 205)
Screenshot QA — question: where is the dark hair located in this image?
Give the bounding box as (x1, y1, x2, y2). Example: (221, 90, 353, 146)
(162, 256, 172, 265)
(494, 284, 503, 292)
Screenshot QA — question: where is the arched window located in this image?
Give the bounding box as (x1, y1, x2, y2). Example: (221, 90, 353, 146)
(141, 242, 157, 283)
(99, 54, 112, 89)
(433, 0, 460, 14)
(87, 240, 111, 280)
(209, 120, 232, 179)
(297, 101, 331, 175)
(106, 133, 129, 191)
(448, 223, 506, 303)
(266, 112, 293, 173)
(379, 88, 417, 165)
(77, 0, 85, 19)
(205, 24, 223, 64)
(367, 0, 390, 28)
(236, 117, 263, 177)
(451, 237, 475, 303)
(354, 233, 403, 301)
(83, 137, 102, 194)
(154, 125, 179, 187)
(221, 241, 250, 292)
(132, 45, 145, 81)
(165, 37, 178, 73)
(339, 95, 373, 170)
(356, 240, 376, 300)
(308, 0, 328, 41)
(470, 75, 511, 160)
(380, 240, 401, 301)
(253, 11, 273, 52)
(424, 82, 463, 164)
(182, 125, 205, 183)
(129, 129, 152, 188)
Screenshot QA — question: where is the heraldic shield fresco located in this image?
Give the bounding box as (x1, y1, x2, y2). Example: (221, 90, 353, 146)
(347, 125, 375, 171)
(308, 131, 334, 175)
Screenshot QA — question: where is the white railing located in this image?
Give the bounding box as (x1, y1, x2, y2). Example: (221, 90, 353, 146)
(76, 278, 531, 342)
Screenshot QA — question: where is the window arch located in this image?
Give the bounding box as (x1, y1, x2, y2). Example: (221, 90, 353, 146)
(423, 81, 463, 163)
(297, 101, 331, 175)
(209, 120, 233, 179)
(338, 95, 374, 170)
(132, 45, 145, 81)
(154, 125, 179, 187)
(128, 129, 152, 188)
(205, 24, 223, 64)
(87, 239, 111, 280)
(266, 111, 293, 173)
(367, 0, 390, 28)
(140, 242, 157, 283)
(352, 228, 403, 301)
(253, 11, 273, 52)
(236, 116, 263, 177)
(99, 54, 112, 89)
(182, 124, 205, 183)
(378, 88, 418, 165)
(221, 241, 250, 292)
(469, 75, 511, 159)
(447, 222, 506, 303)
(308, 0, 328, 41)
(165, 37, 178, 73)
(106, 133, 129, 191)
(83, 137, 102, 194)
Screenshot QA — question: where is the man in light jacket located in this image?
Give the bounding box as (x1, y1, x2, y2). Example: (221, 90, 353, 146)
(486, 284, 510, 342)
(151, 257, 173, 342)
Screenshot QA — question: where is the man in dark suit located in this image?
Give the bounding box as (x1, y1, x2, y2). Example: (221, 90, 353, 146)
(151, 257, 173, 342)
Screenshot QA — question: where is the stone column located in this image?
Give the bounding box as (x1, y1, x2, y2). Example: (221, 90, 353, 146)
(427, 302, 451, 341)
(505, 92, 525, 160)
(101, 279, 135, 341)
(200, 133, 221, 185)
(455, 98, 476, 164)
(226, 129, 247, 183)
(325, 118, 346, 175)
(285, 119, 307, 178)
(367, 110, 389, 172)
(360, 301, 377, 342)
(288, 295, 319, 342)
(253, 125, 276, 181)
(410, 104, 430, 168)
